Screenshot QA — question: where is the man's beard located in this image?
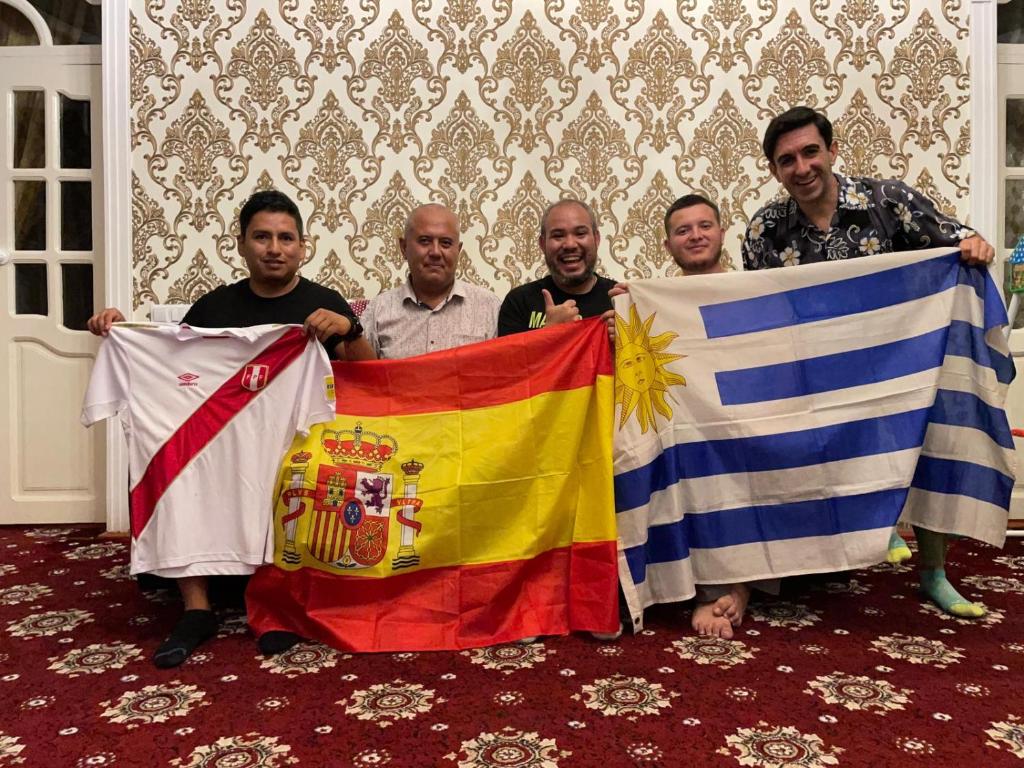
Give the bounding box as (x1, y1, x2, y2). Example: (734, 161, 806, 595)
(557, 268, 594, 287)
(549, 252, 595, 288)
(676, 248, 722, 275)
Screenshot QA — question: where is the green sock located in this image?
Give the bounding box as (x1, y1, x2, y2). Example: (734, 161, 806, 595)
(919, 568, 986, 618)
(887, 529, 912, 564)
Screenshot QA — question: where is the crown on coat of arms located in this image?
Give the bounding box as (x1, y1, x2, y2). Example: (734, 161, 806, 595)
(401, 459, 424, 476)
(290, 450, 313, 464)
(321, 423, 397, 470)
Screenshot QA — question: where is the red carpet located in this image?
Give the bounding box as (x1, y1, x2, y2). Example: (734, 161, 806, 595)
(1, 525, 1024, 767)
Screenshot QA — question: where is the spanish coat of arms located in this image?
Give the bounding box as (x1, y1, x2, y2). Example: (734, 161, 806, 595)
(277, 423, 424, 571)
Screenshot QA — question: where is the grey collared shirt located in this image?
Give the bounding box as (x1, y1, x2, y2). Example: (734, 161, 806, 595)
(362, 278, 501, 359)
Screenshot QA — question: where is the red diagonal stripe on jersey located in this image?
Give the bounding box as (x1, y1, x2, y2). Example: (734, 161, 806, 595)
(129, 328, 310, 539)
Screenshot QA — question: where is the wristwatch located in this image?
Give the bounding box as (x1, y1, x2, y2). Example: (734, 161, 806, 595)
(341, 315, 363, 342)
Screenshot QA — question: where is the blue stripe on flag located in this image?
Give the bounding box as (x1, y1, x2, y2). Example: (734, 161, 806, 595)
(994, 350, 1016, 385)
(957, 261, 986, 301)
(715, 328, 948, 405)
(930, 389, 1014, 448)
(984, 269, 1013, 332)
(953, 267, 1015, 380)
(614, 408, 930, 513)
(958, 263, 1012, 333)
(699, 253, 960, 338)
(624, 489, 906, 585)
(946, 321, 1014, 385)
(625, 527, 689, 586)
(912, 456, 1014, 508)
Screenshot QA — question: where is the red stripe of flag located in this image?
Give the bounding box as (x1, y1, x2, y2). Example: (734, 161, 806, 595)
(333, 316, 612, 416)
(246, 540, 620, 651)
(129, 328, 310, 539)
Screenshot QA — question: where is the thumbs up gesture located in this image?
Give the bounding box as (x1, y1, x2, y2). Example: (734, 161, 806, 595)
(542, 288, 581, 326)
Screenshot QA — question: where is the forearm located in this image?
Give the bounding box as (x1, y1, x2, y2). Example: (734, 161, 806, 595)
(341, 336, 376, 361)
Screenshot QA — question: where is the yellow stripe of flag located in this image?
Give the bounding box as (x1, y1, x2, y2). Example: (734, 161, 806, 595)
(273, 375, 615, 575)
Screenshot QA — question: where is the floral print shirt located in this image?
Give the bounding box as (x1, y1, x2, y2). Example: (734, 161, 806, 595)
(741, 174, 974, 270)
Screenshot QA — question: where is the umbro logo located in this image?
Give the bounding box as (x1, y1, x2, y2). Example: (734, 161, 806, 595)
(177, 372, 199, 387)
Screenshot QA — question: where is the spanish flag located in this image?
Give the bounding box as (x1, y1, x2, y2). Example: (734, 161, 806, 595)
(246, 318, 618, 651)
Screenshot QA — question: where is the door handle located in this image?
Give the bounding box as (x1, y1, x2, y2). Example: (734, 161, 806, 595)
(0, 250, 9, 266)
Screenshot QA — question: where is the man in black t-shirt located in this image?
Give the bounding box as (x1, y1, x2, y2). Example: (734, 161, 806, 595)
(87, 189, 373, 668)
(497, 198, 623, 641)
(89, 190, 371, 361)
(497, 199, 616, 336)
(181, 274, 357, 358)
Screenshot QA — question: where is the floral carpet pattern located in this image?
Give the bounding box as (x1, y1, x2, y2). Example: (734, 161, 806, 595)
(1, 526, 1023, 767)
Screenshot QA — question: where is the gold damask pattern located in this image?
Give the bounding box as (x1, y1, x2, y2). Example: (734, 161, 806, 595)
(130, 0, 972, 308)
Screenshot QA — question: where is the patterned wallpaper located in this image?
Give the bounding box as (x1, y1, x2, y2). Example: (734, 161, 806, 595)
(129, 0, 973, 308)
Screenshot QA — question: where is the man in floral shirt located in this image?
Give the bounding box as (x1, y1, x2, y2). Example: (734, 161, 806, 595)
(741, 106, 993, 270)
(741, 106, 995, 620)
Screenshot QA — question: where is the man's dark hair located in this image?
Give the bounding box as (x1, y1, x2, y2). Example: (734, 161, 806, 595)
(664, 193, 720, 236)
(239, 189, 304, 239)
(762, 106, 833, 162)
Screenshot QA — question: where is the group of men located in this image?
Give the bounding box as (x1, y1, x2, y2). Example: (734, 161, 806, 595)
(88, 106, 996, 666)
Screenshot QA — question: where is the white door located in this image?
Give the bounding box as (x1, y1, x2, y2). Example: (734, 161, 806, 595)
(998, 45, 1024, 521)
(0, 16, 104, 523)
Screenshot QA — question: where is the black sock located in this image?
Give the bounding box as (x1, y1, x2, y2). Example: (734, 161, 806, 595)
(152, 609, 218, 669)
(258, 630, 304, 656)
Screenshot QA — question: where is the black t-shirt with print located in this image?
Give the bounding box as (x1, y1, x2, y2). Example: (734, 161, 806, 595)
(497, 275, 617, 337)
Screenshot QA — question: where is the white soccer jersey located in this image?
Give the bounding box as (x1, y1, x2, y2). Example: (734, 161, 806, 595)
(82, 323, 335, 577)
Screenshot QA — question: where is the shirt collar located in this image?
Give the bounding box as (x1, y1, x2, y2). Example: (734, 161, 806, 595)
(786, 173, 850, 230)
(173, 323, 288, 342)
(834, 173, 865, 210)
(401, 277, 466, 309)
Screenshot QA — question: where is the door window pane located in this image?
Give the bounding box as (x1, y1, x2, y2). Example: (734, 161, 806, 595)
(60, 95, 91, 169)
(28, 1, 101, 45)
(61, 263, 92, 330)
(999, 0, 1024, 43)
(0, 6, 40, 45)
(60, 181, 92, 251)
(15, 263, 47, 315)
(14, 180, 47, 251)
(14, 91, 45, 169)
(1009, 100, 1024, 168)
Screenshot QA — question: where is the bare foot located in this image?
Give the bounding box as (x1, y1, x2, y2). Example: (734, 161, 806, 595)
(711, 583, 751, 627)
(692, 601, 735, 639)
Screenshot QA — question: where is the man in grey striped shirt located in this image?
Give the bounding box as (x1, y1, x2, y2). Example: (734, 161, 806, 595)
(362, 204, 501, 359)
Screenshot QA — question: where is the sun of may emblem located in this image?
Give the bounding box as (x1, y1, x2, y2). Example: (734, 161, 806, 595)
(614, 304, 686, 433)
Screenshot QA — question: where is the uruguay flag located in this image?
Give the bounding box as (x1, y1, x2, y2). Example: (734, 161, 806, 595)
(612, 248, 1016, 626)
